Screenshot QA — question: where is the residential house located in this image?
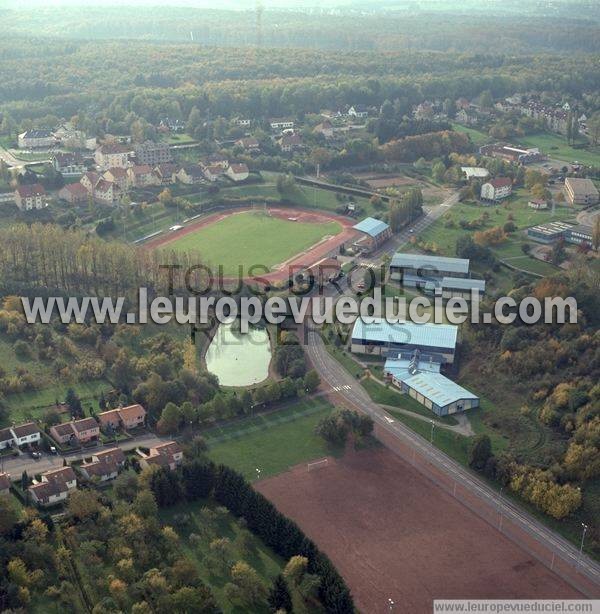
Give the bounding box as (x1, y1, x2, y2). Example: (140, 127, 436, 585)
(521, 101, 569, 135)
(18, 130, 55, 149)
(278, 134, 303, 153)
(528, 199, 548, 210)
(235, 137, 260, 151)
(93, 179, 120, 206)
(128, 164, 156, 188)
(270, 118, 295, 131)
(414, 101, 434, 120)
(455, 97, 471, 111)
(28, 467, 77, 508)
(205, 154, 229, 169)
(313, 121, 334, 139)
(348, 105, 368, 119)
(481, 177, 512, 202)
(226, 163, 249, 182)
(103, 167, 130, 191)
(15, 184, 46, 211)
(0, 428, 14, 451)
(53, 124, 89, 149)
(203, 165, 224, 182)
(53, 152, 86, 176)
(158, 117, 185, 133)
(0, 473, 10, 496)
(94, 143, 131, 170)
(11, 422, 41, 448)
(98, 404, 146, 431)
(134, 140, 172, 166)
(176, 165, 205, 185)
(456, 108, 478, 126)
(137, 441, 183, 471)
(80, 171, 100, 194)
(153, 163, 178, 185)
(50, 417, 100, 445)
(564, 177, 599, 206)
(79, 447, 126, 482)
(461, 167, 490, 181)
(235, 118, 252, 127)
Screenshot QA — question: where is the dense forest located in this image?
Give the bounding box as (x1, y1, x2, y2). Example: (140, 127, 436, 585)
(1, 5, 600, 53)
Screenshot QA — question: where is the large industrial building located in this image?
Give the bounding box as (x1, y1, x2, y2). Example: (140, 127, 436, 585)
(389, 253, 485, 300)
(564, 177, 599, 206)
(351, 319, 458, 364)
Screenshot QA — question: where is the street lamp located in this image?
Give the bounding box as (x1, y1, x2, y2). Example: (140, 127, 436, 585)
(430, 420, 435, 444)
(388, 598, 395, 611)
(578, 523, 588, 568)
(255, 467, 262, 481)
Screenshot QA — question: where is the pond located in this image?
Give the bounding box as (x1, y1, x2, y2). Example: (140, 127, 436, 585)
(205, 321, 272, 387)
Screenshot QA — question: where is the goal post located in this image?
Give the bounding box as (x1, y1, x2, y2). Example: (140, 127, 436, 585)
(307, 458, 329, 472)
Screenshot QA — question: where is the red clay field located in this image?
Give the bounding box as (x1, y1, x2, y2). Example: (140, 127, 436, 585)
(256, 447, 582, 614)
(143, 206, 357, 282)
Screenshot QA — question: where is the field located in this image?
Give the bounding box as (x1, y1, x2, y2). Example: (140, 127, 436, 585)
(257, 448, 582, 613)
(451, 122, 490, 145)
(417, 189, 577, 277)
(519, 133, 600, 167)
(205, 397, 340, 481)
(146, 207, 356, 280)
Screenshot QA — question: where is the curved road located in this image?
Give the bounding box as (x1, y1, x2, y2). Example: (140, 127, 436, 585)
(305, 324, 600, 595)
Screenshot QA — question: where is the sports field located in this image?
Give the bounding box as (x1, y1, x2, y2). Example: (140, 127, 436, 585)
(146, 207, 357, 280)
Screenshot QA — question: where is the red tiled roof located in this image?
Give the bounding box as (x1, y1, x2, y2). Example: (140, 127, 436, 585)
(489, 177, 512, 189)
(16, 183, 45, 198)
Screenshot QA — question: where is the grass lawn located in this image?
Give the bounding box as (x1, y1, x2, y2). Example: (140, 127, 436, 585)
(160, 500, 284, 613)
(519, 132, 600, 167)
(417, 189, 576, 277)
(166, 210, 341, 275)
(4, 379, 112, 423)
(451, 122, 490, 146)
(205, 397, 340, 480)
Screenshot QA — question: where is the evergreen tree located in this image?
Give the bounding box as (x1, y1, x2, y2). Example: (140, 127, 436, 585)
(268, 574, 293, 613)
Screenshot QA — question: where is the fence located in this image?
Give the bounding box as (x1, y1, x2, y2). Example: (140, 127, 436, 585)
(374, 423, 600, 598)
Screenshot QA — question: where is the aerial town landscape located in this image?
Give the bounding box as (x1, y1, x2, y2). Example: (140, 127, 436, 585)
(0, 0, 599, 612)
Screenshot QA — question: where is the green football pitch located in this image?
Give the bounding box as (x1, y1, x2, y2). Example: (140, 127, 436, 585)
(165, 210, 341, 275)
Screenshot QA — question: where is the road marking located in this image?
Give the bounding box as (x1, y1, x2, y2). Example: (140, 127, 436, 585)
(384, 416, 395, 423)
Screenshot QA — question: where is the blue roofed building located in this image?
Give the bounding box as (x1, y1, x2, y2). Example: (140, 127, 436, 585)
(383, 349, 479, 416)
(351, 318, 458, 363)
(352, 217, 392, 253)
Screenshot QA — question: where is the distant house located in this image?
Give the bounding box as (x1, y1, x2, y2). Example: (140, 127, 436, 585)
(0, 428, 14, 451)
(0, 473, 10, 496)
(28, 467, 77, 508)
(352, 217, 392, 253)
(348, 105, 368, 119)
(455, 97, 471, 111)
(205, 154, 229, 169)
(94, 143, 131, 170)
(278, 134, 303, 153)
(270, 118, 295, 131)
(93, 179, 120, 206)
(98, 404, 146, 431)
(461, 167, 489, 181)
(80, 171, 100, 194)
(235, 137, 260, 151)
(50, 417, 100, 445)
(137, 441, 183, 471)
(18, 129, 55, 149)
(480, 178, 512, 202)
(203, 165, 224, 182)
(313, 121, 334, 139)
(564, 177, 599, 206)
(456, 108, 478, 126)
(134, 140, 172, 166)
(414, 101, 434, 120)
(15, 184, 46, 211)
(127, 164, 156, 188)
(80, 447, 125, 482)
(235, 118, 252, 127)
(176, 166, 205, 185)
(226, 163, 249, 182)
(53, 152, 86, 176)
(103, 167, 130, 191)
(153, 163, 178, 185)
(528, 199, 548, 210)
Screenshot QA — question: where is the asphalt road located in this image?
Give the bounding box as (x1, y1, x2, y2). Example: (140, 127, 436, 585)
(0, 433, 165, 477)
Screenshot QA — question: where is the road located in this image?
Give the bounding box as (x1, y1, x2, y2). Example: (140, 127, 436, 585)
(0, 433, 165, 477)
(305, 325, 600, 592)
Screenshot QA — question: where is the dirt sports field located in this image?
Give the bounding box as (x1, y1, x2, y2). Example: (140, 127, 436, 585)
(256, 447, 582, 614)
(143, 207, 357, 282)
